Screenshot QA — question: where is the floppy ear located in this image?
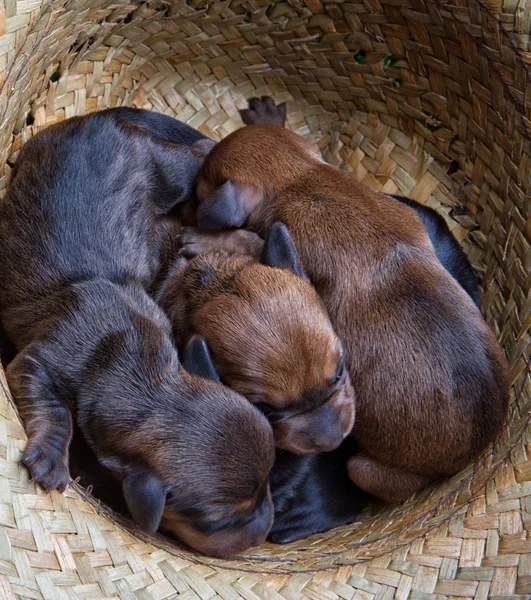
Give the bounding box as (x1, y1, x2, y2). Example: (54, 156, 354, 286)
(182, 335, 221, 382)
(260, 222, 303, 277)
(196, 180, 247, 230)
(122, 471, 166, 533)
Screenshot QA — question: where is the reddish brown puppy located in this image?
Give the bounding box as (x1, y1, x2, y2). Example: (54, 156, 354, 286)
(156, 223, 355, 455)
(180, 102, 510, 505)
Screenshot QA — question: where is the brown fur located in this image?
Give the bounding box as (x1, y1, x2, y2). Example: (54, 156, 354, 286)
(184, 119, 510, 504)
(155, 248, 355, 454)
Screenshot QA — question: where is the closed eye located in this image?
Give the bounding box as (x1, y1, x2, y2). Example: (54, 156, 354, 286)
(335, 356, 345, 382)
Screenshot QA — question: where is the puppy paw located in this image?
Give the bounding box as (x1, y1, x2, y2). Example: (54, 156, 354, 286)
(240, 96, 286, 128)
(269, 527, 314, 544)
(22, 441, 69, 492)
(178, 227, 223, 257)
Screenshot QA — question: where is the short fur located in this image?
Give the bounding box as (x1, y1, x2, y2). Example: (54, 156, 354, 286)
(155, 226, 356, 455)
(182, 102, 510, 504)
(238, 99, 482, 308)
(0, 108, 275, 557)
(155, 227, 363, 540)
(269, 438, 371, 543)
(390, 196, 481, 307)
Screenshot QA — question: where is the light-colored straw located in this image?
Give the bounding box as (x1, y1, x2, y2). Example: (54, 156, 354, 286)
(0, 0, 530, 597)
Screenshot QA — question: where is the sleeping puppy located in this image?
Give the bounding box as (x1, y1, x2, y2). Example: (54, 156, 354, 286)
(0, 108, 275, 557)
(243, 97, 482, 307)
(181, 97, 481, 307)
(156, 223, 355, 456)
(269, 439, 370, 544)
(177, 104, 510, 505)
(155, 223, 362, 540)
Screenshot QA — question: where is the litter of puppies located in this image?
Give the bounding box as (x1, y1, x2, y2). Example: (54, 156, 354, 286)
(0, 97, 509, 557)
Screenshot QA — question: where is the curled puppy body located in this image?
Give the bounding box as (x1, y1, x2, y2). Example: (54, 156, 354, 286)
(239, 98, 481, 307)
(156, 223, 356, 456)
(182, 119, 510, 505)
(155, 225, 363, 539)
(0, 109, 275, 557)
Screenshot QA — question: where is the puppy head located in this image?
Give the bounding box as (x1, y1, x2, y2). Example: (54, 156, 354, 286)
(165, 224, 356, 455)
(116, 337, 275, 558)
(194, 125, 322, 230)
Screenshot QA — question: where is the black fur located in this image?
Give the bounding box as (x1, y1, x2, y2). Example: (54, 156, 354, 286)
(196, 181, 248, 229)
(260, 222, 304, 277)
(391, 196, 481, 307)
(270, 439, 370, 543)
(181, 335, 221, 383)
(104, 107, 208, 146)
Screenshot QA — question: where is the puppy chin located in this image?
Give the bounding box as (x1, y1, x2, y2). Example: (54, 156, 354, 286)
(274, 382, 356, 454)
(332, 378, 356, 438)
(275, 429, 344, 455)
(276, 435, 321, 455)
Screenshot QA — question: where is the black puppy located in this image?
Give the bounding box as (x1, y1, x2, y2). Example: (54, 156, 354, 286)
(0, 109, 275, 558)
(269, 440, 370, 543)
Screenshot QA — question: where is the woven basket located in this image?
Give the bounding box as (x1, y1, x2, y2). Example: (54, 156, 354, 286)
(0, 0, 530, 597)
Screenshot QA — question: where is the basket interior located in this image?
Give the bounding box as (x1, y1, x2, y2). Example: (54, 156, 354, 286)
(0, 0, 530, 571)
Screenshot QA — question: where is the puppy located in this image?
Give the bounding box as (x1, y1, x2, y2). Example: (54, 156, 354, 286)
(181, 98, 481, 306)
(269, 439, 370, 544)
(155, 223, 362, 540)
(241, 98, 482, 307)
(178, 104, 510, 505)
(0, 108, 275, 557)
(156, 223, 355, 455)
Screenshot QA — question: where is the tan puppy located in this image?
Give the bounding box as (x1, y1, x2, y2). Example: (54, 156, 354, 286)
(178, 106, 510, 504)
(156, 223, 355, 455)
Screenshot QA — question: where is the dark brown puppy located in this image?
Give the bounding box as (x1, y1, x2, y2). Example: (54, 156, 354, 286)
(0, 108, 274, 557)
(179, 108, 510, 505)
(156, 223, 355, 455)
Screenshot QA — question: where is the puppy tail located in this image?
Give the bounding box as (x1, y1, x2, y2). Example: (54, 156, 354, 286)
(106, 107, 208, 146)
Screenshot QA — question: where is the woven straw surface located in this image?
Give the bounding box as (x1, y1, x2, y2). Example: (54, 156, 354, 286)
(0, 0, 530, 597)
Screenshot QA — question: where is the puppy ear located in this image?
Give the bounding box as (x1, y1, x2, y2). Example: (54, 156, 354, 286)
(196, 180, 247, 229)
(260, 222, 303, 277)
(123, 472, 166, 533)
(182, 335, 221, 382)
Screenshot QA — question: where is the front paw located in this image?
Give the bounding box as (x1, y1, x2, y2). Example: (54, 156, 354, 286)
(178, 227, 223, 257)
(269, 526, 314, 544)
(240, 96, 286, 128)
(22, 441, 69, 492)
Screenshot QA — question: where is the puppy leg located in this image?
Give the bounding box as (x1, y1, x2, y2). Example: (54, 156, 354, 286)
(179, 227, 264, 258)
(7, 344, 72, 492)
(347, 454, 433, 505)
(240, 96, 287, 128)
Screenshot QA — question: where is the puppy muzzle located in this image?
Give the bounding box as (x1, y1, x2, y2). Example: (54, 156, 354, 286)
(274, 382, 356, 454)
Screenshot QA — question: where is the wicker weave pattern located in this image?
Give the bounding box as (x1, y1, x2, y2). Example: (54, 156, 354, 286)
(0, 0, 530, 597)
